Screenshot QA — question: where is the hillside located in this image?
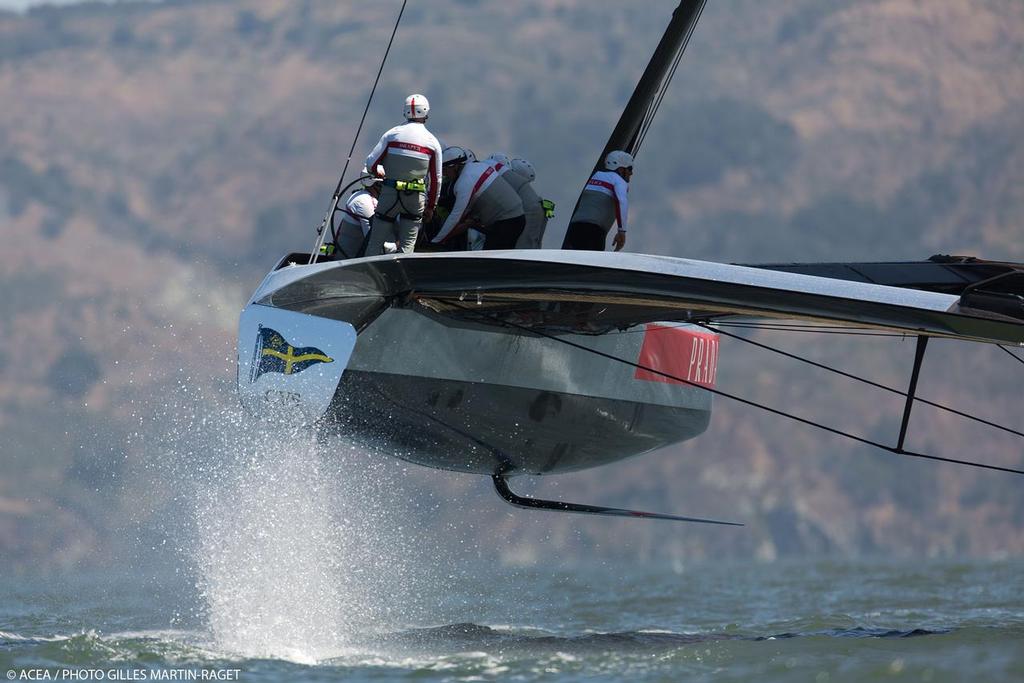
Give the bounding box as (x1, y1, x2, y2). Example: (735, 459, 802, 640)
(1, 0, 1022, 571)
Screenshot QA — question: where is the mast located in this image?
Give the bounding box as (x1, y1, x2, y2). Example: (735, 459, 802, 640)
(591, 0, 706, 171)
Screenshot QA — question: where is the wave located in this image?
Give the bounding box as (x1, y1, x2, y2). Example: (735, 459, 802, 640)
(1, 622, 953, 665)
(343, 622, 951, 657)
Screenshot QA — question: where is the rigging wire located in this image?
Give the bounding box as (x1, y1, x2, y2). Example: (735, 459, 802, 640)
(609, 319, 911, 337)
(999, 344, 1024, 366)
(697, 322, 1024, 440)
(635, 0, 706, 153)
(635, 48, 677, 152)
(714, 321, 901, 332)
(714, 323, 909, 337)
(447, 301, 1024, 477)
(309, 0, 408, 264)
(717, 321, 883, 329)
(636, 3, 696, 151)
(607, 321, 905, 337)
(604, 318, 1021, 435)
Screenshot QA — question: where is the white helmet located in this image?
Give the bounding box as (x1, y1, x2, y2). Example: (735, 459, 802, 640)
(487, 153, 511, 167)
(442, 145, 474, 167)
(604, 149, 634, 171)
(511, 158, 536, 182)
(404, 93, 430, 120)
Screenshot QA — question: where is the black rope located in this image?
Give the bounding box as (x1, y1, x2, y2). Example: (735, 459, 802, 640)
(328, 175, 375, 257)
(698, 323, 1024, 440)
(310, 0, 408, 264)
(999, 344, 1024, 366)
(447, 302, 1024, 477)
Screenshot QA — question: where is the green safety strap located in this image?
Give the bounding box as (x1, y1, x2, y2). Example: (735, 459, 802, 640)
(395, 179, 427, 192)
(541, 198, 556, 218)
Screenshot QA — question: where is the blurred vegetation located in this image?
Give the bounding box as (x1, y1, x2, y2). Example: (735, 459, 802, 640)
(0, 0, 1022, 568)
(670, 98, 799, 189)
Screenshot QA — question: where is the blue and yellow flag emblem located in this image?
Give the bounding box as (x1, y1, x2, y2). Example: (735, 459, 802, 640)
(250, 326, 333, 383)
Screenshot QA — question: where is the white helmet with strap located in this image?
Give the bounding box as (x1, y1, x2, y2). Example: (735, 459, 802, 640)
(487, 153, 511, 167)
(442, 145, 475, 167)
(511, 158, 536, 182)
(404, 93, 430, 120)
(604, 149, 634, 171)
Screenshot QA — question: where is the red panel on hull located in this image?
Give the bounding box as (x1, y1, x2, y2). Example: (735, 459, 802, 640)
(634, 324, 718, 389)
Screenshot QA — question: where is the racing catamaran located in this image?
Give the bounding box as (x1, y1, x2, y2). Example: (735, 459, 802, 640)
(236, 0, 1024, 525)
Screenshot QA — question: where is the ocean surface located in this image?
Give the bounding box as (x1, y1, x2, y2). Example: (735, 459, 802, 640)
(3, 558, 1022, 682)
(3, 407, 1022, 682)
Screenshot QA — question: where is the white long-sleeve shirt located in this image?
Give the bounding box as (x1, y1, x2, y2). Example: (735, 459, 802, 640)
(485, 158, 512, 176)
(432, 161, 523, 244)
(505, 170, 546, 248)
(335, 189, 377, 257)
(340, 189, 376, 235)
(364, 121, 443, 213)
(571, 170, 629, 232)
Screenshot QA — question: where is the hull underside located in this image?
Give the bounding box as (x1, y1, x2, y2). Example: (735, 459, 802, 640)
(314, 303, 715, 476)
(325, 370, 710, 475)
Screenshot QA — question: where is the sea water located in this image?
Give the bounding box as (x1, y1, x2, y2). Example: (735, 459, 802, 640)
(3, 386, 1022, 682)
(2, 558, 1023, 682)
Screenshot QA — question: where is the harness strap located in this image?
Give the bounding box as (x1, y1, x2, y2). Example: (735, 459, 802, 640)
(382, 178, 427, 192)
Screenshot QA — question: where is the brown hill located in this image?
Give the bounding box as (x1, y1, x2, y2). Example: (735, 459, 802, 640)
(0, 0, 1021, 570)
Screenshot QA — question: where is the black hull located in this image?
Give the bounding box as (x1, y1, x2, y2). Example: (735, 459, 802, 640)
(324, 370, 711, 476)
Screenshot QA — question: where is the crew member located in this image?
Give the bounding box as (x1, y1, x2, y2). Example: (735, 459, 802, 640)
(464, 153, 515, 250)
(334, 175, 381, 258)
(562, 150, 632, 251)
(361, 94, 443, 255)
(505, 158, 549, 249)
(432, 147, 525, 250)
(486, 153, 513, 176)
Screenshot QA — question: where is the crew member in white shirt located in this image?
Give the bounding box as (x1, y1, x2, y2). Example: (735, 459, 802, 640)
(562, 150, 632, 251)
(361, 93, 443, 255)
(432, 147, 525, 250)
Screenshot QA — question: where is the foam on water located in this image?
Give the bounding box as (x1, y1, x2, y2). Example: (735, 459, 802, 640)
(140, 378, 440, 663)
(193, 437, 347, 662)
